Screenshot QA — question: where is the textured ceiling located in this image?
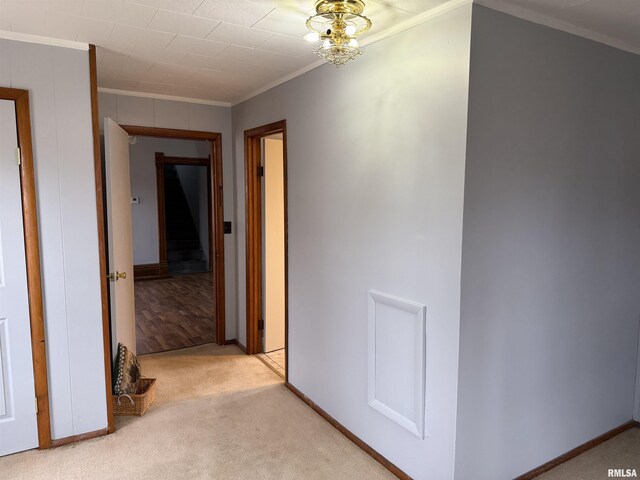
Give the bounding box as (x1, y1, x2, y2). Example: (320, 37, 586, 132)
(1, 1, 639, 104)
(0, 0, 450, 103)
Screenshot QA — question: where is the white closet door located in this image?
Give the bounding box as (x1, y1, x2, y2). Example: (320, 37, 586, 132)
(0, 99, 38, 456)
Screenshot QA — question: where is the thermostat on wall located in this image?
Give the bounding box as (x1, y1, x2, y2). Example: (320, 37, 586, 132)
(131, 196, 140, 204)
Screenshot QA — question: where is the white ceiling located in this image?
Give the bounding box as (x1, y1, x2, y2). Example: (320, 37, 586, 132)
(0, 0, 450, 104)
(1, 1, 639, 105)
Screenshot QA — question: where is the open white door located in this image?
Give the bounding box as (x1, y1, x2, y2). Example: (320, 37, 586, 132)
(104, 118, 136, 357)
(0, 100, 38, 456)
(263, 137, 285, 353)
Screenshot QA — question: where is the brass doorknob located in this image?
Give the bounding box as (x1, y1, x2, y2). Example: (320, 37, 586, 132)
(107, 271, 127, 282)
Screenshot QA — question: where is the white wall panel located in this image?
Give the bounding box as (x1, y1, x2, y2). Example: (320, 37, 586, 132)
(52, 47, 107, 434)
(7, 40, 75, 439)
(2, 38, 106, 439)
(368, 291, 426, 439)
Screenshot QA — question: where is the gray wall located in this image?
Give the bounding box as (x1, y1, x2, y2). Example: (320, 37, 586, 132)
(99, 93, 236, 340)
(128, 137, 210, 265)
(0, 39, 107, 439)
(232, 5, 472, 478)
(455, 6, 640, 479)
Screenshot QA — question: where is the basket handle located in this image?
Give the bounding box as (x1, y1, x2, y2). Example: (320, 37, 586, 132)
(117, 394, 134, 406)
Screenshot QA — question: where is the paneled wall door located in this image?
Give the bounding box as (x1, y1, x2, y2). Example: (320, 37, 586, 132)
(0, 99, 38, 456)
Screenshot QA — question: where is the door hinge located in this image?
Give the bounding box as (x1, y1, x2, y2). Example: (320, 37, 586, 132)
(35, 397, 39, 414)
(16, 147, 21, 166)
(257, 165, 264, 177)
(258, 319, 264, 330)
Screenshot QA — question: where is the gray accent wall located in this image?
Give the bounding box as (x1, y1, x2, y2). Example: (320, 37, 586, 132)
(455, 6, 640, 479)
(0, 39, 106, 440)
(98, 93, 236, 341)
(232, 5, 473, 478)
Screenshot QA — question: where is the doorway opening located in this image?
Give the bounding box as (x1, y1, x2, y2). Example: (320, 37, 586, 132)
(103, 125, 225, 360)
(156, 154, 213, 276)
(245, 121, 288, 381)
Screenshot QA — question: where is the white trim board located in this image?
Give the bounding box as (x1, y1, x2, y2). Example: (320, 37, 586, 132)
(474, 0, 640, 57)
(0, 30, 88, 51)
(97, 88, 231, 108)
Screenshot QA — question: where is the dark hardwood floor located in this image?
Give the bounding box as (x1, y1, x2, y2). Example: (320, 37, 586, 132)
(135, 272, 216, 355)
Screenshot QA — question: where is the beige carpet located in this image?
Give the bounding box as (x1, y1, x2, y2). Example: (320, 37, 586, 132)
(3, 343, 639, 479)
(538, 427, 640, 480)
(1, 344, 394, 480)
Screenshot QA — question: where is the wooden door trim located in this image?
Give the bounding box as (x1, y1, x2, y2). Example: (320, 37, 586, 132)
(0, 87, 52, 448)
(244, 121, 289, 381)
(120, 126, 225, 346)
(89, 45, 115, 435)
(155, 153, 214, 278)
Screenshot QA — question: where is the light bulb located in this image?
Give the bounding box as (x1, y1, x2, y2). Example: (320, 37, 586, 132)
(345, 25, 357, 36)
(348, 38, 359, 48)
(304, 32, 320, 43)
(323, 39, 332, 49)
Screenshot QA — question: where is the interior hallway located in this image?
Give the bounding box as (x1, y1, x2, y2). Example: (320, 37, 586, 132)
(135, 273, 215, 355)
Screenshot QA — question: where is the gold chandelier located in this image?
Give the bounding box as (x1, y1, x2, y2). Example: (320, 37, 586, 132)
(304, 0, 372, 67)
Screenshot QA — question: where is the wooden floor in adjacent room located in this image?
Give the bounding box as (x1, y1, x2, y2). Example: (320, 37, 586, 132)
(135, 272, 215, 355)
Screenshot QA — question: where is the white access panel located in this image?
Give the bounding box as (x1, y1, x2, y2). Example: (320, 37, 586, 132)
(0, 99, 38, 456)
(368, 290, 427, 438)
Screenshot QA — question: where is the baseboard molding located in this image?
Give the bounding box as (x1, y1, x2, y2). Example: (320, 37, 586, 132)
(285, 382, 411, 480)
(134, 263, 170, 281)
(515, 420, 638, 479)
(51, 428, 108, 448)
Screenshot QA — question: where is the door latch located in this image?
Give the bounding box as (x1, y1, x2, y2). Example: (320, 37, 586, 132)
(107, 271, 127, 282)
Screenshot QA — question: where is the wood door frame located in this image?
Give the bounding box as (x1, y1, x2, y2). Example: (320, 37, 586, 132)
(155, 153, 214, 275)
(244, 121, 289, 378)
(120, 125, 225, 348)
(0, 87, 52, 448)
(89, 45, 115, 435)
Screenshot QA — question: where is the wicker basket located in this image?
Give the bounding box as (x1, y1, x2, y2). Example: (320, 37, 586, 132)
(112, 377, 157, 416)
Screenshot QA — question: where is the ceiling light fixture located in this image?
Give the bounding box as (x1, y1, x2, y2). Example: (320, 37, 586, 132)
(305, 0, 372, 67)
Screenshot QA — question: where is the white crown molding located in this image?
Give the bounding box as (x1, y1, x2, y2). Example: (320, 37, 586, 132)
(231, 0, 473, 106)
(97, 88, 232, 108)
(474, 0, 640, 57)
(0, 29, 88, 51)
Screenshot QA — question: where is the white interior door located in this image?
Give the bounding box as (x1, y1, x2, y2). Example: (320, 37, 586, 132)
(104, 118, 136, 357)
(0, 100, 38, 456)
(263, 137, 285, 353)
